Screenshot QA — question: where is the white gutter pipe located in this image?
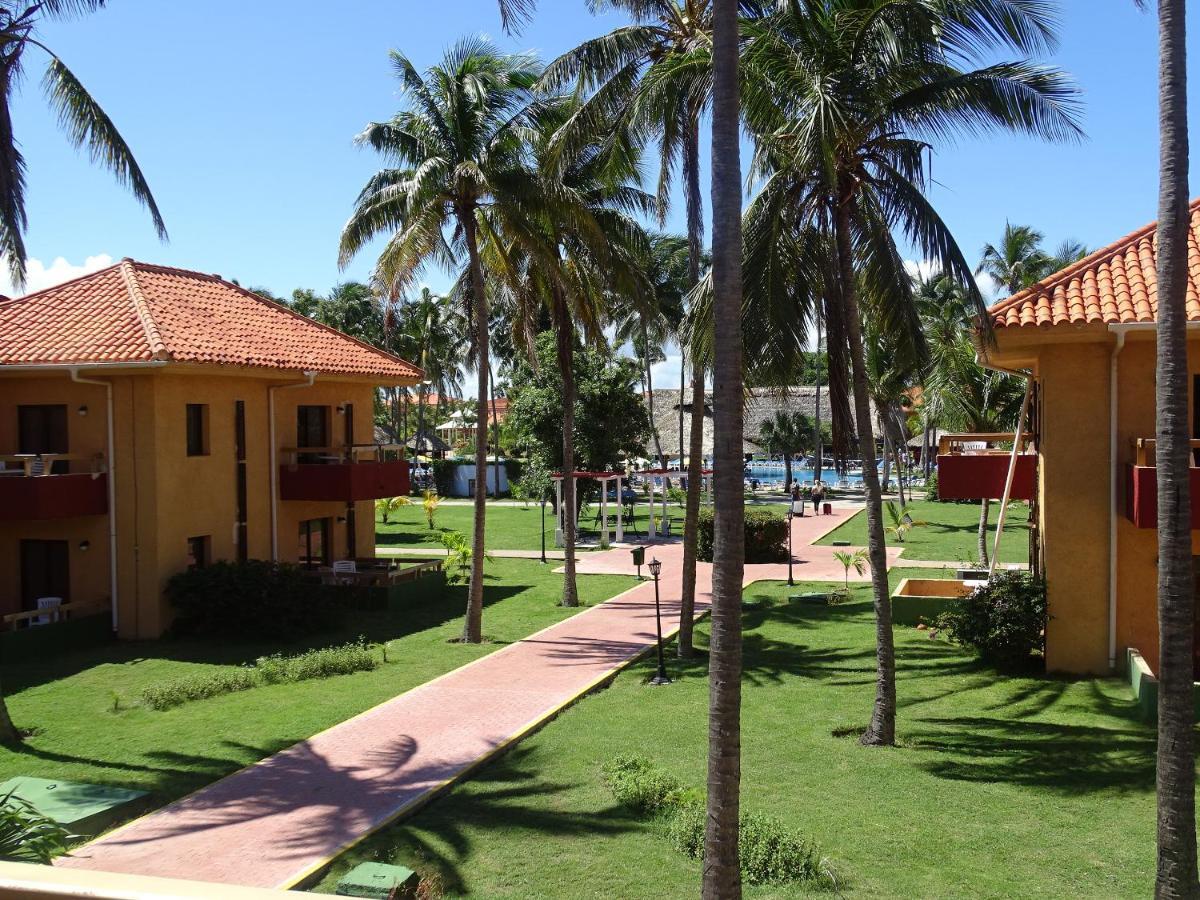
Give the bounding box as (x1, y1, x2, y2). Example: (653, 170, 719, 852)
(68, 368, 119, 633)
(1106, 326, 1130, 670)
(269, 372, 317, 560)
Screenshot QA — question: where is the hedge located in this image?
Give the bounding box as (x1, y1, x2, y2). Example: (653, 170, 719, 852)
(697, 506, 788, 563)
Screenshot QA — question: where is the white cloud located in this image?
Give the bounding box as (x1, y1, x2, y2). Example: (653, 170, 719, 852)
(1, 253, 114, 297)
(649, 353, 683, 389)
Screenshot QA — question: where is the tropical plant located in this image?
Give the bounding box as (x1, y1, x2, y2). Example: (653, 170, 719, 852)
(832, 548, 868, 595)
(935, 571, 1046, 666)
(422, 489, 440, 531)
(977, 223, 1088, 296)
(438, 530, 492, 583)
(0, 791, 71, 862)
(339, 38, 540, 642)
(738, 0, 1080, 748)
(757, 410, 815, 495)
(1145, 0, 1198, 892)
(542, 0, 763, 657)
(0, 1, 167, 287)
(883, 501, 927, 543)
(704, 0, 744, 892)
(375, 495, 410, 525)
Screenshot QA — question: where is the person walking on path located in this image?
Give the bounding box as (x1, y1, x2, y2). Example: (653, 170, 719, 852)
(812, 481, 826, 515)
(791, 483, 805, 516)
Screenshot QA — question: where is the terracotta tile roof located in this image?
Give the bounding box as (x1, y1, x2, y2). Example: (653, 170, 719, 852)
(990, 198, 1200, 328)
(0, 259, 421, 380)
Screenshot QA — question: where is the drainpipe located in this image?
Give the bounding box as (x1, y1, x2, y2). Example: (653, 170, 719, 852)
(1107, 327, 1128, 670)
(68, 368, 119, 633)
(269, 372, 317, 560)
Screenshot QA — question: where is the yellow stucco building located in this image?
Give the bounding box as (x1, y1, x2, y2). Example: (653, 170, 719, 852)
(983, 200, 1200, 676)
(0, 260, 420, 639)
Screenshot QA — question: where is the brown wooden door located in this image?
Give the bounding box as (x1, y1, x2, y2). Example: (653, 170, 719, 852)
(18, 404, 68, 473)
(297, 406, 329, 463)
(20, 540, 69, 611)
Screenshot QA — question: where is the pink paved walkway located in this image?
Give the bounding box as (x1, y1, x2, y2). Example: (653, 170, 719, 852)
(56, 507, 892, 890)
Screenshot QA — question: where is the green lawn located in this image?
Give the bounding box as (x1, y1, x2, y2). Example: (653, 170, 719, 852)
(378, 502, 690, 552)
(0, 560, 635, 813)
(316, 567, 1152, 898)
(816, 499, 1030, 565)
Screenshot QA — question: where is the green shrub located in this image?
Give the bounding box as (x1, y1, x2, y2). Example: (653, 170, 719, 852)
(256, 639, 378, 684)
(0, 793, 72, 862)
(697, 507, 788, 564)
(924, 470, 940, 501)
(603, 756, 827, 887)
(141, 668, 258, 711)
(935, 570, 1047, 666)
(166, 560, 344, 640)
(601, 756, 688, 816)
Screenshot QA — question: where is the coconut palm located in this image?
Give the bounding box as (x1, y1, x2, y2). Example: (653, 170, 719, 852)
(544, 0, 765, 659)
(611, 233, 687, 469)
(394, 288, 466, 458)
(703, 0, 744, 894)
(477, 94, 652, 608)
(739, 0, 1081, 746)
(977, 223, 1052, 295)
(1146, 0, 1198, 893)
(339, 38, 540, 643)
(757, 410, 814, 494)
(0, 1, 167, 288)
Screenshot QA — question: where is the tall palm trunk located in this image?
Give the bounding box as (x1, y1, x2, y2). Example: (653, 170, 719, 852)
(680, 359, 687, 469)
(703, 1, 743, 895)
(783, 453, 793, 495)
(489, 363, 500, 499)
(0, 680, 18, 745)
(403, 390, 411, 463)
(814, 320, 823, 484)
(644, 326, 666, 469)
(977, 499, 990, 566)
(1154, 1, 1198, 894)
(556, 288, 580, 608)
(679, 112, 705, 659)
(461, 210, 489, 643)
(836, 197, 896, 747)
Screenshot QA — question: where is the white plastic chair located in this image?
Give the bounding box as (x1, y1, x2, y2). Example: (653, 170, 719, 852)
(34, 596, 62, 626)
(332, 560, 357, 585)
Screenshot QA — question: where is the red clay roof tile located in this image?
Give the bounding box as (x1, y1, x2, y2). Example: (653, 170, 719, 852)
(0, 259, 421, 380)
(991, 198, 1200, 328)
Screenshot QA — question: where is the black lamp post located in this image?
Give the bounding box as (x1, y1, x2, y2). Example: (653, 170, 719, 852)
(540, 494, 547, 564)
(786, 502, 795, 586)
(648, 558, 671, 685)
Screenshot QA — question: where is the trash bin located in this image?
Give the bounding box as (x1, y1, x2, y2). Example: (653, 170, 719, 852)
(630, 545, 646, 578)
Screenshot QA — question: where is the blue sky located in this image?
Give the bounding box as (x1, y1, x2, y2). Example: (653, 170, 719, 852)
(9, 1, 1196, 381)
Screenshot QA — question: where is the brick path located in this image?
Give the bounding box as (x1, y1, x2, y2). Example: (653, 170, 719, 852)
(55, 508, 891, 889)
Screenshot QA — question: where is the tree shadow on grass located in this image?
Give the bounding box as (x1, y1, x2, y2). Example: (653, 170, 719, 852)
(906, 714, 1155, 795)
(325, 744, 644, 895)
(5, 581, 528, 692)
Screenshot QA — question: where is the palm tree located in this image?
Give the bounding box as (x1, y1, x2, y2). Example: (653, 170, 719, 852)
(977, 223, 1052, 295)
(544, 0, 764, 657)
(703, 0, 743, 894)
(739, 0, 1081, 746)
(393, 288, 465, 457)
(339, 38, 540, 643)
(0, 1, 167, 288)
(757, 410, 813, 494)
(1148, 0, 1198, 893)
(479, 94, 652, 608)
(612, 234, 687, 469)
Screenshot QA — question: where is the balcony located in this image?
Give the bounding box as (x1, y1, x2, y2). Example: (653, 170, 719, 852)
(1124, 438, 1200, 529)
(279, 444, 410, 502)
(935, 433, 1036, 502)
(0, 453, 108, 521)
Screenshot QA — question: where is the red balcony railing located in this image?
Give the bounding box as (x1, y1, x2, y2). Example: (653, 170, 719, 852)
(279, 444, 410, 502)
(1124, 438, 1200, 529)
(0, 453, 108, 521)
(935, 433, 1036, 502)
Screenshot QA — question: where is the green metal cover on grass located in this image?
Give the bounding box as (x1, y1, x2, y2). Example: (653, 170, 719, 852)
(0, 777, 148, 836)
(336, 862, 418, 898)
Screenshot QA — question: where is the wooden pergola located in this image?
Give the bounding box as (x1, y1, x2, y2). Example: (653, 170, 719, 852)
(639, 468, 714, 538)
